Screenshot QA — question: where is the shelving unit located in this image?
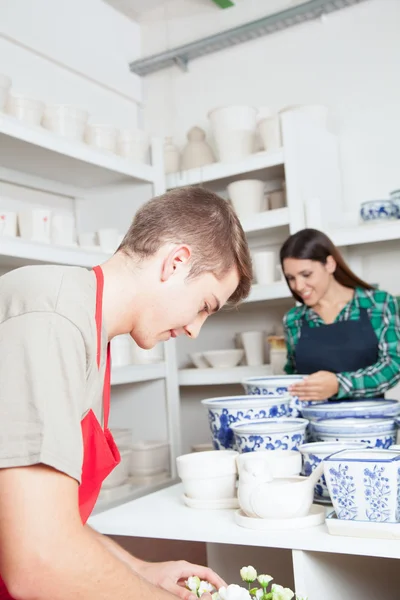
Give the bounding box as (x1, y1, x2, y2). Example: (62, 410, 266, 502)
(111, 362, 166, 386)
(244, 280, 292, 303)
(330, 220, 400, 247)
(179, 364, 272, 386)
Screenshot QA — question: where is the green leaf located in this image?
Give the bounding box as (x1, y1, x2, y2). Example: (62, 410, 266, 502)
(211, 0, 235, 8)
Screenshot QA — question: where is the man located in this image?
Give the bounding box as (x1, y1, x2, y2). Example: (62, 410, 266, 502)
(0, 186, 252, 599)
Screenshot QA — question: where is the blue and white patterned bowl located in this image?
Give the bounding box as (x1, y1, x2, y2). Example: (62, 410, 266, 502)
(360, 199, 397, 222)
(324, 449, 400, 522)
(201, 395, 291, 450)
(312, 418, 397, 449)
(241, 375, 319, 417)
(302, 399, 400, 422)
(231, 418, 309, 453)
(299, 441, 367, 503)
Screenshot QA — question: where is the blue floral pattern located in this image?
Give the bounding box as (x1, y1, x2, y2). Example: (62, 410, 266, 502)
(363, 465, 391, 522)
(314, 434, 395, 449)
(303, 453, 328, 500)
(328, 464, 358, 519)
(234, 431, 305, 452)
(208, 405, 289, 450)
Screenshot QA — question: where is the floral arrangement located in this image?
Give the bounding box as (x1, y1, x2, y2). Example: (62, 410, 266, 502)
(186, 566, 307, 600)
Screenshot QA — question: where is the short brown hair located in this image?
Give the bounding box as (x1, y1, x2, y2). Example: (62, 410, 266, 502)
(118, 186, 252, 304)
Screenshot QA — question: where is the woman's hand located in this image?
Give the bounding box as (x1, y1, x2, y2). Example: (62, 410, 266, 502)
(140, 560, 226, 600)
(289, 371, 339, 401)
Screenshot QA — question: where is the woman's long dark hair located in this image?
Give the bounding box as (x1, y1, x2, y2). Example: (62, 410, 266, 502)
(280, 228, 373, 304)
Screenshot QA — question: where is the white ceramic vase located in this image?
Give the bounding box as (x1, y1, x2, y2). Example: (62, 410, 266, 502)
(181, 126, 215, 170)
(163, 137, 180, 174)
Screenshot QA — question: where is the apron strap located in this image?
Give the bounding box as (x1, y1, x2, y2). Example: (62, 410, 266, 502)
(93, 265, 111, 431)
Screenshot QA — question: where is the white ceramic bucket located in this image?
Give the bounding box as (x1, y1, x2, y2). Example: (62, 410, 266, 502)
(0, 211, 17, 237)
(241, 331, 264, 366)
(258, 116, 282, 151)
(252, 250, 276, 285)
(208, 105, 258, 162)
(227, 179, 264, 221)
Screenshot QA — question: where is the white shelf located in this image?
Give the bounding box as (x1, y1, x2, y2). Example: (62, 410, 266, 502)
(89, 483, 400, 560)
(166, 149, 284, 189)
(111, 362, 166, 386)
(0, 237, 109, 268)
(0, 114, 156, 191)
(244, 280, 292, 303)
(179, 364, 272, 386)
(242, 207, 289, 234)
(330, 221, 400, 247)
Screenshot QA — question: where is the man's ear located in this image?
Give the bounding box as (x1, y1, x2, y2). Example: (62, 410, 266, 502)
(161, 244, 192, 282)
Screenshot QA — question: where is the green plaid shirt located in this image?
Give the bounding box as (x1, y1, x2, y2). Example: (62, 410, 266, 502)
(283, 287, 400, 399)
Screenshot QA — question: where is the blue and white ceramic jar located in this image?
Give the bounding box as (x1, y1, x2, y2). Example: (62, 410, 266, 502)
(360, 199, 397, 222)
(231, 417, 309, 453)
(302, 399, 400, 422)
(201, 395, 291, 450)
(299, 441, 367, 503)
(324, 448, 400, 522)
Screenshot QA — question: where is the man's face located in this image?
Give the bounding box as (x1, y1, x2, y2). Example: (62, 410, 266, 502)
(131, 248, 239, 349)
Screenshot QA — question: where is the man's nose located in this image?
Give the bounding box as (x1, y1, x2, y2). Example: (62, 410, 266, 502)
(184, 313, 208, 339)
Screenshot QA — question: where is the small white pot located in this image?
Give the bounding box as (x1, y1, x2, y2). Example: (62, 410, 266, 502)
(270, 349, 287, 375)
(258, 116, 282, 151)
(252, 250, 276, 285)
(42, 104, 88, 141)
(85, 123, 117, 153)
(241, 331, 264, 366)
(176, 450, 238, 479)
(227, 179, 264, 221)
(130, 441, 169, 476)
(0, 210, 17, 237)
(51, 212, 75, 246)
(97, 228, 119, 253)
(117, 129, 149, 163)
(110, 335, 133, 367)
(208, 105, 258, 162)
(18, 209, 51, 243)
(6, 93, 44, 126)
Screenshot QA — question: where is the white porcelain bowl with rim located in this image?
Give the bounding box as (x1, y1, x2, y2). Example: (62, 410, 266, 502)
(6, 93, 44, 126)
(176, 450, 238, 500)
(323, 449, 400, 522)
(201, 395, 291, 450)
(299, 441, 368, 503)
(302, 399, 400, 421)
(242, 374, 318, 417)
(203, 349, 244, 368)
(42, 104, 88, 140)
(190, 352, 209, 369)
(231, 417, 309, 453)
(0, 73, 11, 111)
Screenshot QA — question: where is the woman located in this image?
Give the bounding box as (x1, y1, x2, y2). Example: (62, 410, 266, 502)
(280, 228, 400, 402)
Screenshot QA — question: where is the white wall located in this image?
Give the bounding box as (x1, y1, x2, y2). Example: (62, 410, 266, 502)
(0, 0, 142, 128)
(142, 0, 400, 211)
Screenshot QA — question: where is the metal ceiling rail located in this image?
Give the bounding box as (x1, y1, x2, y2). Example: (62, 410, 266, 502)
(129, 0, 369, 76)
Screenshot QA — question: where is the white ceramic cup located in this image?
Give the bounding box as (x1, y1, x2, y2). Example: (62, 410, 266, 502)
(258, 116, 282, 151)
(252, 250, 276, 285)
(241, 331, 264, 366)
(0, 211, 17, 237)
(6, 93, 44, 126)
(85, 124, 117, 153)
(110, 335, 133, 367)
(51, 212, 75, 246)
(227, 179, 265, 221)
(18, 209, 51, 243)
(97, 228, 119, 253)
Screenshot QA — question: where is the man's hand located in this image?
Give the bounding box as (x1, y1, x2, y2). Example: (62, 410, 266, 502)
(140, 560, 226, 600)
(289, 371, 339, 401)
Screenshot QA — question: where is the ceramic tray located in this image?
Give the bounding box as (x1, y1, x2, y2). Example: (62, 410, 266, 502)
(326, 511, 400, 539)
(234, 505, 325, 530)
(182, 494, 239, 510)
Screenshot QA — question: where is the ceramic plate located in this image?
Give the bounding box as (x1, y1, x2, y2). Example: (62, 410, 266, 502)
(302, 400, 400, 421)
(234, 504, 325, 530)
(182, 495, 239, 510)
(325, 511, 400, 539)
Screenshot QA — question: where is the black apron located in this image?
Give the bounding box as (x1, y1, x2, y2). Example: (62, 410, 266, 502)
(295, 308, 380, 397)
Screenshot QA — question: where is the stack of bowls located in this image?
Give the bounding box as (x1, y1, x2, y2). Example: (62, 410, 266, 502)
(242, 375, 318, 417)
(201, 395, 291, 450)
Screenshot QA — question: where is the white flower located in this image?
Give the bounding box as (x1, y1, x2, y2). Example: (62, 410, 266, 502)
(255, 589, 264, 600)
(187, 576, 201, 593)
(219, 584, 252, 600)
(212, 593, 222, 600)
(271, 584, 295, 600)
(257, 575, 273, 588)
(240, 566, 258, 583)
(199, 581, 216, 596)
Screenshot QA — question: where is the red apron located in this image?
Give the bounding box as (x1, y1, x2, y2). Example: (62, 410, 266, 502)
(0, 265, 121, 598)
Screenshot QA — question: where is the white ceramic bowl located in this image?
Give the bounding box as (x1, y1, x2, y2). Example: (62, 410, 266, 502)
(130, 441, 169, 476)
(176, 450, 238, 500)
(42, 104, 88, 140)
(6, 93, 44, 125)
(231, 418, 309, 453)
(203, 349, 244, 368)
(190, 352, 209, 369)
(0, 73, 11, 111)
(102, 447, 131, 489)
(201, 395, 291, 449)
(227, 179, 264, 221)
(242, 375, 315, 417)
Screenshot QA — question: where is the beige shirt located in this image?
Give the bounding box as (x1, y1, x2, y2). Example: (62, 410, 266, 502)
(0, 265, 107, 483)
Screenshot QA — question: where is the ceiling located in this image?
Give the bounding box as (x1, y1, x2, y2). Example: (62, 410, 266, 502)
(104, 0, 214, 21)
